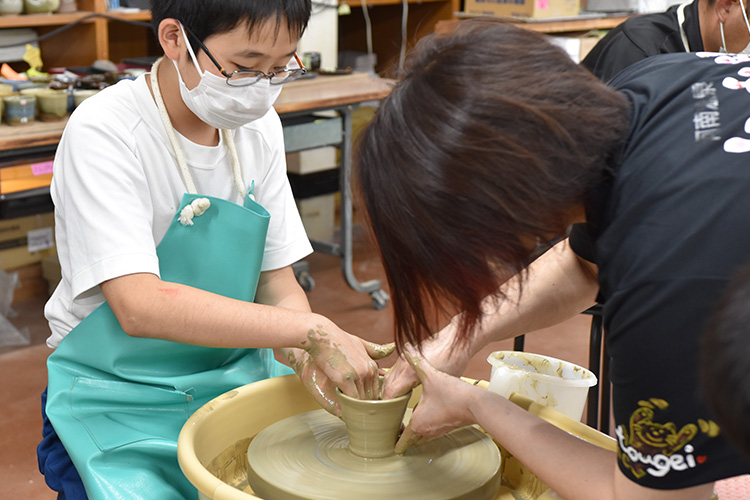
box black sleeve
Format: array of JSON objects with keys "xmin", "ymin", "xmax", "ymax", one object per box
[
  {"xmin": 581, "ymin": 30, "xmax": 651, "ymax": 83},
  {"xmin": 568, "ymin": 223, "xmax": 597, "ymax": 263}
]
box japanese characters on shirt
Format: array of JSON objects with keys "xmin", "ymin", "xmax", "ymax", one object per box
[{"xmin": 695, "ymin": 52, "xmax": 750, "ymax": 153}]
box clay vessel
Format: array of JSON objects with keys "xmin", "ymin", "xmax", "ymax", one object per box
[
  {"xmin": 0, "ymin": 0, "xmax": 23, "ymax": 15},
  {"xmin": 336, "ymin": 389, "xmax": 411, "ymax": 458}
]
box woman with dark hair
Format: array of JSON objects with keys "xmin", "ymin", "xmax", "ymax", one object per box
[{"xmin": 356, "ymin": 17, "xmax": 750, "ymax": 500}]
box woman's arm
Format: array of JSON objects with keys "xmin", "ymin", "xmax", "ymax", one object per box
[
  {"xmin": 398, "ymin": 348, "xmax": 715, "ymax": 500},
  {"xmin": 384, "ymin": 240, "xmax": 600, "ymax": 398}
]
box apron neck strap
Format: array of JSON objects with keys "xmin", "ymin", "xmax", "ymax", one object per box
[{"xmin": 149, "ymin": 57, "xmax": 246, "ymax": 197}]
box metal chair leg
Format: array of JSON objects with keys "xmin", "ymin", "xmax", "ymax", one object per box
[
  {"xmin": 584, "ymin": 304, "xmax": 608, "ymax": 430},
  {"xmin": 600, "ymin": 347, "xmax": 611, "ymax": 435}
]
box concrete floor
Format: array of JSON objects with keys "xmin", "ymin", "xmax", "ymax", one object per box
[{"xmin": 3, "ymin": 225, "xmax": 743, "ymax": 499}]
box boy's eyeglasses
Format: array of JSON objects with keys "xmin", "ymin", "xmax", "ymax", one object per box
[{"xmin": 182, "ymin": 24, "xmax": 307, "ymax": 87}]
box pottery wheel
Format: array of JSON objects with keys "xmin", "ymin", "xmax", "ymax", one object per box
[{"xmin": 247, "ymin": 409, "xmax": 502, "ymax": 500}]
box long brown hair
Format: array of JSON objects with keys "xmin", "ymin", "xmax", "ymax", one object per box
[{"xmin": 355, "ymin": 18, "xmax": 630, "ymax": 351}]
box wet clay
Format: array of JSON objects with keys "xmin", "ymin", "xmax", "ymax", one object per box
[
  {"xmin": 337, "ymin": 389, "xmax": 411, "ymax": 458},
  {"xmin": 246, "ymin": 406, "xmax": 502, "ymax": 500}
]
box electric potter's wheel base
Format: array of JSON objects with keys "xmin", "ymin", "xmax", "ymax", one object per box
[{"xmin": 247, "ymin": 409, "xmax": 502, "ymax": 500}]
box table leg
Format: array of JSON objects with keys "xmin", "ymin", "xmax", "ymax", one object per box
[{"xmin": 337, "ymin": 105, "xmax": 389, "ymax": 309}]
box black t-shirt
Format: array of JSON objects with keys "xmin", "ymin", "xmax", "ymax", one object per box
[
  {"xmin": 581, "ymin": 0, "xmax": 703, "ymax": 82},
  {"xmin": 570, "ymin": 52, "xmax": 750, "ymax": 488}
]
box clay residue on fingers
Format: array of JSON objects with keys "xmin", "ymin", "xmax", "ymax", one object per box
[{"xmin": 364, "ymin": 341, "xmax": 396, "ymax": 359}]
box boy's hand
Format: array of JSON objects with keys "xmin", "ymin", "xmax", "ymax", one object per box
[{"xmin": 285, "ymin": 324, "xmax": 394, "ymax": 415}]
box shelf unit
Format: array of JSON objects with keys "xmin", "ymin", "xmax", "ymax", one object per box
[
  {"xmin": 0, "ymin": 0, "xmax": 157, "ymax": 70},
  {"xmin": 435, "ymin": 12, "xmax": 633, "ymax": 34},
  {"xmin": 339, "ymin": 0, "xmax": 461, "ymax": 76}
]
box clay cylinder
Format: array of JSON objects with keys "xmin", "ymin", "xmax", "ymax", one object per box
[{"xmin": 337, "ymin": 390, "xmax": 411, "ymax": 459}]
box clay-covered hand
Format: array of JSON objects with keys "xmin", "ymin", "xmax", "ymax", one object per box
[
  {"xmin": 394, "ymin": 344, "xmax": 480, "ymax": 454},
  {"xmin": 383, "ymin": 321, "xmax": 473, "ymax": 399},
  {"xmin": 285, "ymin": 323, "xmax": 395, "ymax": 416}
]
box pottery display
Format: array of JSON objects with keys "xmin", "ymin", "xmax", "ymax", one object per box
[
  {"xmin": 0, "ymin": 0, "xmax": 23, "ymax": 15},
  {"xmin": 72, "ymin": 88, "xmax": 99, "ymax": 108},
  {"xmin": 24, "ymin": 0, "xmax": 59, "ymax": 14},
  {"xmin": 4, "ymin": 95, "xmax": 36, "ymax": 125},
  {"xmin": 246, "ymin": 389, "xmax": 502, "ymax": 500},
  {"xmin": 36, "ymin": 89, "xmax": 67, "ymax": 121}
]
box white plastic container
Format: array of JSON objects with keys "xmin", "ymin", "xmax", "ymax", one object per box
[{"xmin": 487, "ymin": 351, "xmax": 597, "ymax": 421}]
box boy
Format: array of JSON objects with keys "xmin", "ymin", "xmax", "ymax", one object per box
[{"xmin": 38, "ymin": 1, "xmax": 383, "ymax": 498}]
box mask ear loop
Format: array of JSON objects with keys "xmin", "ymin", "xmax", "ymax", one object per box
[
  {"xmin": 721, "ymin": 21, "xmax": 728, "ymax": 52},
  {"xmin": 178, "ymin": 22, "xmax": 205, "ymax": 77},
  {"xmin": 150, "ymin": 57, "xmax": 247, "ymax": 198},
  {"xmin": 740, "ymin": 0, "xmax": 750, "ymax": 39}
]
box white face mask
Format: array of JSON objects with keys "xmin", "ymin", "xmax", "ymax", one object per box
[
  {"xmin": 720, "ymin": 0, "xmax": 750, "ymax": 54},
  {"xmin": 172, "ymin": 23, "xmax": 282, "ymax": 130}
]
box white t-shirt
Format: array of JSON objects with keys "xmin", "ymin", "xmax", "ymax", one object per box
[{"xmin": 44, "ymin": 75, "xmax": 313, "ymax": 348}]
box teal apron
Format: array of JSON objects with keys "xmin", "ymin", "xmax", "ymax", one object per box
[{"xmin": 45, "ymin": 190, "xmax": 293, "ymax": 499}]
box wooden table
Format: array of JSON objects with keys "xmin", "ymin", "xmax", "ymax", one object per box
[
  {"xmin": 276, "ymin": 73, "xmax": 394, "ymax": 309},
  {"xmin": 0, "ymin": 73, "xmax": 395, "ymax": 307}
]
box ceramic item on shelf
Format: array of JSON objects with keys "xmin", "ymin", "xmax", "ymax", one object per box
[
  {"xmin": 0, "ymin": 0, "xmax": 23, "ymax": 15},
  {"xmin": 0, "ymin": 83, "xmax": 17, "ymax": 102},
  {"xmin": 36, "ymin": 89, "xmax": 67, "ymax": 121},
  {"xmin": 19, "ymin": 86, "xmax": 46, "ymax": 96},
  {"xmin": 4, "ymin": 95, "xmax": 36, "ymax": 125},
  {"xmin": 19, "ymin": 87, "xmax": 46, "ymax": 117},
  {"xmin": 55, "ymin": 0, "xmax": 75, "ymax": 12},
  {"xmin": 24, "ymin": 0, "xmax": 59, "ymax": 14},
  {"xmin": 72, "ymin": 88, "xmax": 99, "ymax": 108}
]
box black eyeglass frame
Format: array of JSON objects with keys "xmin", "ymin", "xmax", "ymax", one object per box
[{"xmin": 181, "ymin": 23, "xmax": 307, "ymax": 87}]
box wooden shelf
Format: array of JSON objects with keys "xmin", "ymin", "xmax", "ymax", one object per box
[
  {"xmin": 0, "ymin": 119, "xmax": 66, "ymax": 152},
  {"xmin": 339, "ymin": 0, "xmax": 460, "ymax": 76},
  {"xmin": 109, "ymin": 11, "xmax": 150, "ymax": 22},
  {"xmin": 343, "ymin": 0, "xmax": 451, "ymax": 5},
  {"xmin": 0, "ymin": 12, "xmax": 95, "ymax": 28},
  {"xmin": 0, "ymin": 10, "xmax": 149, "ymax": 29},
  {"xmin": 437, "ymin": 13, "xmax": 633, "ymax": 34}
]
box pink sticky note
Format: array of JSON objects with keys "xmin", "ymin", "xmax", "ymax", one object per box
[
  {"xmin": 31, "ymin": 161, "xmax": 54, "ymax": 176},
  {"xmin": 537, "ymin": 0, "xmax": 549, "ymax": 8}
]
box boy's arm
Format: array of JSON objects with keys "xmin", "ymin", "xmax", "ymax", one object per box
[{"xmin": 100, "ymin": 269, "xmax": 381, "ymax": 403}]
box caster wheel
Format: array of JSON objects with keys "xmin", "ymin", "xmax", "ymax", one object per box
[{"xmin": 370, "ymin": 289, "xmax": 389, "ymax": 310}]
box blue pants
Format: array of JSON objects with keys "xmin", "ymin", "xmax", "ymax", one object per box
[{"xmin": 37, "ymin": 388, "xmax": 88, "ymax": 500}]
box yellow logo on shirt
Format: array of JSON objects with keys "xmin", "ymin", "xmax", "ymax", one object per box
[{"xmin": 616, "ymin": 398, "xmax": 720, "ymax": 478}]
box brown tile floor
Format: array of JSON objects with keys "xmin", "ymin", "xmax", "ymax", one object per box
[{"xmin": 0, "ymin": 225, "xmax": 595, "ymax": 499}]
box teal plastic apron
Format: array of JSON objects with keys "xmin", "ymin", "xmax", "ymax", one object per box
[{"xmin": 45, "ymin": 191, "xmax": 293, "ymax": 500}]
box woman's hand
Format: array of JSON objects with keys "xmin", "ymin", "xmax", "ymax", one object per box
[
  {"xmin": 283, "ymin": 322, "xmax": 395, "ymax": 415},
  {"xmin": 394, "ymin": 344, "xmax": 482, "ymax": 454},
  {"xmin": 383, "ymin": 320, "xmax": 474, "ymax": 399}
]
